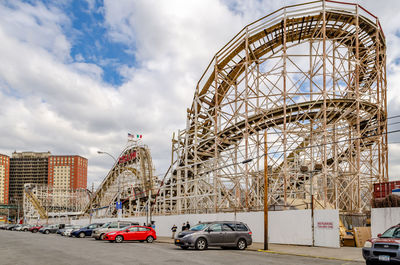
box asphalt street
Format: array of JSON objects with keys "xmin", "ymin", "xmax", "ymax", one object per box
[{"xmin": 0, "ymin": 230, "xmax": 362, "ymax": 265}]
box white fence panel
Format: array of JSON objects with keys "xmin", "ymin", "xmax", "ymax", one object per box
[
  {"xmin": 371, "ymin": 207, "xmax": 400, "ymax": 237},
  {"xmin": 314, "ymin": 209, "xmax": 339, "ymax": 248},
  {"xmin": 268, "ymin": 210, "xmax": 312, "ymax": 245},
  {"xmin": 73, "ymin": 209, "xmax": 338, "ymax": 247}
]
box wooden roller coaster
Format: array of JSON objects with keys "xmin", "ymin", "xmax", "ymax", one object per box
[{"xmin": 153, "ymin": 0, "xmax": 388, "ymax": 215}]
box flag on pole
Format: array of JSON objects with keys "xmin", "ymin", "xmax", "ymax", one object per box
[{"xmin": 128, "ymin": 133, "xmax": 142, "ymax": 140}]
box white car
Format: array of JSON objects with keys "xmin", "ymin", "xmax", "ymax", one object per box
[
  {"xmin": 62, "ymin": 225, "xmax": 82, "ymax": 237},
  {"xmin": 14, "ymin": 225, "xmax": 23, "ymax": 231}
]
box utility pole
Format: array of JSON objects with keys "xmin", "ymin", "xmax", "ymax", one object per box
[{"xmin": 264, "ymin": 130, "xmax": 268, "ymax": 250}]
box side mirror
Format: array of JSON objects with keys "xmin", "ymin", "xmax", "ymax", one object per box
[
  {"xmin": 125, "ymin": 229, "xmax": 129, "ymax": 232},
  {"xmin": 207, "ymin": 228, "xmax": 211, "ymax": 233},
  {"xmin": 377, "ymin": 233, "xmax": 382, "ymax": 237}
]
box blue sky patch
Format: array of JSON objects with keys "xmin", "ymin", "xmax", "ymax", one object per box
[{"xmin": 60, "ymin": 0, "xmax": 136, "ymax": 86}]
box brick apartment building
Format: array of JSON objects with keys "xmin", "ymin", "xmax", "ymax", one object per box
[
  {"xmin": 48, "ymin": 155, "xmax": 87, "ymax": 190},
  {"xmin": 0, "ymin": 151, "xmax": 87, "ymax": 207},
  {"xmin": 0, "ymin": 154, "xmax": 10, "ymax": 204}
]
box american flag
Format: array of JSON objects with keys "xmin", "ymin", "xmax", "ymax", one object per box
[{"xmin": 128, "ymin": 133, "xmax": 135, "ymax": 139}]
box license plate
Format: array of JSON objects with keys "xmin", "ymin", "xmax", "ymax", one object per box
[{"xmin": 379, "ymin": 255, "xmax": 390, "ymax": 262}]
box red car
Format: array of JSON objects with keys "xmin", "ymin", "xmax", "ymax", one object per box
[
  {"xmin": 103, "ymin": 225, "xmax": 157, "ymax": 243},
  {"xmin": 363, "ymin": 225, "xmax": 400, "ymax": 264},
  {"xmin": 29, "ymin": 225, "xmax": 43, "ymax": 233}
]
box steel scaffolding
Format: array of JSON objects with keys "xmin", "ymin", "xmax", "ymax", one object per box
[{"xmin": 154, "ymin": 0, "xmax": 387, "ymax": 215}]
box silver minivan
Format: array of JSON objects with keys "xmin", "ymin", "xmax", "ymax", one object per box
[
  {"xmin": 92, "ymin": 221, "xmax": 139, "ymax": 240},
  {"xmin": 174, "ymin": 221, "xmax": 252, "ymax": 250}
]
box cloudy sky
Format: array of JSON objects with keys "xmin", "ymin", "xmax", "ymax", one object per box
[{"xmin": 1, "ymin": 0, "xmax": 400, "ymax": 188}]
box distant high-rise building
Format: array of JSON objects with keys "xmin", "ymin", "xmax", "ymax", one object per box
[
  {"xmin": 9, "ymin": 152, "xmax": 51, "ymax": 205},
  {"xmin": 48, "ymin": 155, "xmax": 87, "ymax": 189},
  {"xmin": 6, "ymin": 151, "xmax": 88, "ymax": 207},
  {"xmin": 0, "ymin": 154, "xmax": 10, "ymax": 204},
  {"xmin": 47, "ymin": 155, "xmax": 88, "ymax": 208}
]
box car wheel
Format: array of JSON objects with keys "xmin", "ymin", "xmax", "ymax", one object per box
[
  {"xmin": 237, "ymin": 239, "xmax": 247, "ymax": 250},
  {"xmin": 44, "ymin": 230, "xmax": 50, "ymax": 234},
  {"xmin": 33, "ymin": 229, "xmax": 38, "ymax": 233},
  {"xmin": 100, "ymin": 234, "xmax": 105, "ymax": 240},
  {"xmin": 195, "ymin": 238, "xmax": 207, "ymax": 250},
  {"xmin": 146, "ymin": 236, "xmax": 154, "ymax": 243},
  {"xmin": 115, "ymin": 235, "xmax": 124, "ymax": 243},
  {"xmin": 79, "ymin": 232, "xmax": 85, "ymax": 238},
  {"xmin": 180, "ymin": 246, "xmax": 189, "ymax": 250},
  {"xmin": 95, "ymin": 237, "xmax": 100, "ymax": 240}
]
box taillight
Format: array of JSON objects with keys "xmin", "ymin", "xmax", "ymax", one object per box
[{"xmin": 248, "ymin": 232, "xmax": 252, "ymax": 235}]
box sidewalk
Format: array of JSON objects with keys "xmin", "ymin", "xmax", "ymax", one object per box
[{"xmin": 156, "ymin": 237, "xmax": 364, "ymax": 262}]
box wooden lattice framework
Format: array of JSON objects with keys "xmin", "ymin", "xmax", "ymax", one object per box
[{"xmin": 154, "ymin": 0, "xmax": 388, "ymax": 215}]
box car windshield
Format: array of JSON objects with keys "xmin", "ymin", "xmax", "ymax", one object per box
[
  {"xmin": 101, "ymin": 222, "xmax": 111, "ymax": 228},
  {"xmin": 190, "ymin": 223, "xmax": 208, "ymax": 231},
  {"xmin": 380, "ymin": 227, "xmax": 400, "ymax": 238}
]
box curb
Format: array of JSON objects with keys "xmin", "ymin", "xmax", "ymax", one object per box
[
  {"xmin": 156, "ymin": 239, "xmax": 363, "ymax": 262},
  {"xmin": 257, "ymin": 249, "xmax": 363, "ymax": 263}
]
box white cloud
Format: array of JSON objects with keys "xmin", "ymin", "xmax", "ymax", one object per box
[{"xmin": 1, "ymin": 0, "xmax": 400, "ymax": 191}]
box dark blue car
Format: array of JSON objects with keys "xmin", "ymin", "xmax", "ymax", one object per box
[{"xmin": 71, "ymin": 223, "xmax": 104, "ymax": 238}]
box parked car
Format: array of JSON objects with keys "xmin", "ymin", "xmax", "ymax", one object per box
[
  {"xmin": 92, "ymin": 221, "xmax": 139, "ymax": 240},
  {"xmin": 6, "ymin": 224, "xmax": 18, "ymax": 230},
  {"xmin": 13, "ymin": 225, "xmax": 23, "ymax": 231},
  {"xmin": 103, "ymin": 225, "xmax": 157, "ymax": 243},
  {"xmin": 63, "ymin": 225, "xmax": 82, "ymax": 237},
  {"xmin": 71, "ymin": 223, "xmax": 104, "ymax": 238},
  {"xmin": 29, "ymin": 225, "xmax": 43, "ymax": 233},
  {"xmin": 39, "ymin": 224, "xmax": 59, "ymax": 234},
  {"xmin": 363, "ymin": 224, "xmax": 400, "ymax": 264},
  {"xmin": 21, "ymin": 224, "xmax": 32, "ymax": 232},
  {"xmin": 57, "ymin": 224, "xmax": 73, "ymax": 235},
  {"xmin": 174, "ymin": 221, "xmax": 252, "ymax": 250}
]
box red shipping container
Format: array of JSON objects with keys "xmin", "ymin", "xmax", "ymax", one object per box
[{"xmin": 374, "ymin": 181, "xmax": 400, "ymax": 199}]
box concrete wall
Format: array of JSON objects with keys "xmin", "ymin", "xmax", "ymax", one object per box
[
  {"xmin": 371, "ymin": 207, "xmax": 400, "ymax": 237},
  {"xmin": 72, "ymin": 209, "xmax": 339, "ymax": 247}
]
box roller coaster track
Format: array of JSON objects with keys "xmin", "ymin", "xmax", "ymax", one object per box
[
  {"xmin": 24, "ymin": 185, "xmax": 48, "ymax": 220},
  {"xmin": 193, "ymin": 99, "xmax": 382, "ymax": 160},
  {"xmin": 82, "ymin": 145, "xmax": 155, "ymax": 216},
  {"xmin": 158, "ymin": 0, "xmax": 387, "ymax": 214},
  {"xmin": 187, "ymin": 5, "xmax": 384, "ymax": 153}
]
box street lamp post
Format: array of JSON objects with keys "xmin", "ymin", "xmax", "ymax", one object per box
[{"xmin": 97, "ymin": 150, "xmax": 122, "ymax": 220}]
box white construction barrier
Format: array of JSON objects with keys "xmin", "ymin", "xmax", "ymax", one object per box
[
  {"xmin": 314, "ymin": 209, "xmax": 340, "ymax": 248},
  {"xmin": 371, "ymin": 207, "xmax": 400, "ymax": 237},
  {"xmin": 74, "ymin": 209, "xmax": 339, "ymax": 247}
]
